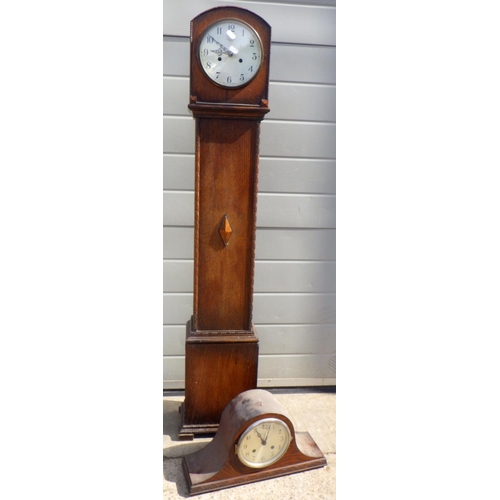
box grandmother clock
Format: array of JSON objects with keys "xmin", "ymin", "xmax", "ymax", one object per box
[{"xmin": 178, "ymin": 6, "xmax": 271, "ymax": 440}]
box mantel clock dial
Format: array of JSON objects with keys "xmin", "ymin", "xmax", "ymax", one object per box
[
  {"xmin": 236, "ymin": 417, "xmax": 292, "ymax": 468},
  {"xmin": 198, "ymin": 19, "xmax": 263, "ymax": 88}
]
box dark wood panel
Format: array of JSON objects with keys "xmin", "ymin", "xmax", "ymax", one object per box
[
  {"xmin": 182, "ymin": 336, "xmax": 259, "ymax": 431},
  {"xmin": 196, "ymin": 118, "xmax": 258, "ymax": 331}
]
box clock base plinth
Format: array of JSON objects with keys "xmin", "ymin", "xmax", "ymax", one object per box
[
  {"xmin": 179, "ymin": 319, "xmax": 259, "ymax": 440},
  {"xmin": 182, "ymin": 431, "xmax": 327, "ymax": 496},
  {"xmin": 178, "ymin": 402, "xmax": 220, "ymax": 441}
]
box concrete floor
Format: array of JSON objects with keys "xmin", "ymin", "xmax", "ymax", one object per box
[{"xmin": 163, "ymin": 388, "xmax": 336, "ymax": 499}]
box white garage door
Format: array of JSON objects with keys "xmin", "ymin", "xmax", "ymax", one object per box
[{"xmin": 163, "ymin": 0, "xmax": 336, "ymax": 389}]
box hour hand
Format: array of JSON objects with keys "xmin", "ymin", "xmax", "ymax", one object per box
[
  {"xmin": 210, "ymin": 36, "xmax": 235, "ymax": 56},
  {"xmin": 254, "ymin": 429, "xmax": 265, "ymax": 444},
  {"xmin": 210, "ymin": 48, "xmax": 226, "ymax": 57}
]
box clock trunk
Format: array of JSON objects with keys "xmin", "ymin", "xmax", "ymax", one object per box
[{"xmin": 194, "ymin": 118, "xmax": 259, "ymax": 332}]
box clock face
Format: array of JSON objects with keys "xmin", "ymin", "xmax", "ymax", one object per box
[
  {"xmin": 236, "ymin": 418, "xmax": 292, "ymax": 468},
  {"xmin": 198, "ymin": 19, "xmax": 263, "ymax": 88}
]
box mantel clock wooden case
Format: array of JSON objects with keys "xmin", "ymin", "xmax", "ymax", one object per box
[
  {"xmin": 178, "ymin": 6, "xmax": 272, "ymax": 440},
  {"xmin": 182, "ymin": 390, "xmax": 327, "ymax": 495}
]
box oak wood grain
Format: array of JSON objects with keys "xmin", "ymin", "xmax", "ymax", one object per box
[{"xmin": 179, "ymin": 320, "xmax": 259, "ymax": 439}]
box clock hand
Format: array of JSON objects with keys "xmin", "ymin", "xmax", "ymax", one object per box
[
  {"xmin": 264, "ymin": 427, "xmax": 271, "ymax": 443},
  {"xmin": 260, "ymin": 427, "xmax": 272, "ymax": 446},
  {"xmin": 209, "ymin": 35, "xmax": 237, "ymax": 57},
  {"xmin": 254, "ymin": 429, "xmax": 265, "ymax": 445},
  {"xmin": 212, "ymin": 47, "xmax": 238, "ymax": 58},
  {"xmin": 210, "ymin": 48, "xmax": 225, "ymax": 57}
]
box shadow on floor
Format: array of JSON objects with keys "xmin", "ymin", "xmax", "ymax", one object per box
[
  {"xmin": 163, "ymin": 457, "xmax": 190, "ymax": 498},
  {"xmin": 163, "ymin": 399, "xmax": 181, "ymax": 438},
  {"xmin": 163, "ymin": 399, "xmax": 212, "ymax": 457}
]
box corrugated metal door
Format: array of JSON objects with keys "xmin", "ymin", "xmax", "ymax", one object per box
[{"xmin": 163, "ymin": 0, "xmax": 336, "ymax": 389}]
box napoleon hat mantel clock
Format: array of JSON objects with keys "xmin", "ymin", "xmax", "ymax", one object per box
[
  {"xmin": 178, "ymin": 6, "xmax": 271, "ymax": 440},
  {"xmin": 182, "ymin": 389, "xmax": 327, "ymax": 495}
]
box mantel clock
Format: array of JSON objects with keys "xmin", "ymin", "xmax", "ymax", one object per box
[{"xmin": 182, "ymin": 390, "xmax": 327, "ymax": 495}]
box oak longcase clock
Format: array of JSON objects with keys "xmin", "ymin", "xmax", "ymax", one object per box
[{"xmin": 178, "ymin": 6, "xmax": 271, "ymax": 440}]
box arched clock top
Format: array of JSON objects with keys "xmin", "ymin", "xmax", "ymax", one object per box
[{"xmin": 189, "ymin": 6, "xmax": 271, "ymax": 109}]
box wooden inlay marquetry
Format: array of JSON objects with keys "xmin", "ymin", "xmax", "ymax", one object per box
[{"xmin": 218, "ymin": 214, "xmax": 233, "ymax": 247}]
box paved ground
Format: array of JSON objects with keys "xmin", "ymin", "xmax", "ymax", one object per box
[{"xmin": 163, "ymin": 388, "xmax": 336, "ymax": 499}]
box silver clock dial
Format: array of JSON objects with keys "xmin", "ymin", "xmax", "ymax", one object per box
[
  {"xmin": 236, "ymin": 418, "xmax": 292, "ymax": 468},
  {"xmin": 198, "ymin": 19, "xmax": 263, "ymax": 88}
]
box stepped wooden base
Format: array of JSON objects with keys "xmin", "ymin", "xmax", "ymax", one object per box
[
  {"xmin": 178, "ymin": 402, "xmax": 220, "ymax": 440},
  {"xmin": 178, "ymin": 319, "xmax": 259, "ymax": 440}
]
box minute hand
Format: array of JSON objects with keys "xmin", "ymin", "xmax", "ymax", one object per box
[
  {"xmin": 209, "ymin": 34, "xmax": 237, "ymax": 56},
  {"xmin": 263, "ymin": 427, "xmax": 271, "ymax": 444}
]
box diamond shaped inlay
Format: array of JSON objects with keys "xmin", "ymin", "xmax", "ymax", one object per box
[{"xmin": 218, "ymin": 214, "xmax": 233, "ymax": 247}]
